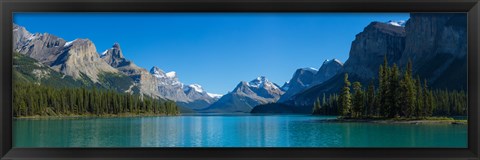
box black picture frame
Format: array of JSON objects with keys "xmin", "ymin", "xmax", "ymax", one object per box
[{"xmin": 1, "ymin": 0, "xmax": 479, "ymax": 159}]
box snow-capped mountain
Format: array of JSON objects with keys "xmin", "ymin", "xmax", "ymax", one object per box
[
  {"xmin": 148, "ymin": 66, "xmax": 222, "ymax": 109},
  {"xmin": 179, "ymin": 84, "xmax": 222, "ymax": 110},
  {"xmin": 203, "ymin": 76, "xmax": 284, "ymax": 113},
  {"xmin": 150, "ymin": 66, "xmax": 183, "ymax": 87}
]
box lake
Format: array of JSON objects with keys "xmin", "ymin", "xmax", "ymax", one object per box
[{"xmin": 13, "ymin": 114, "xmax": 467, "ymax": 147}]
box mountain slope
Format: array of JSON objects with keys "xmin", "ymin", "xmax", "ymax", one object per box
[{"xmin": 13, "ymin": 52, "xmax": 92, "ymax": 88}]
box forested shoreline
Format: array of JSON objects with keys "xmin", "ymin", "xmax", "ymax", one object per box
[
  {"xmin": 313, "ymin": 56, "xmax": 467, "ymax": 119},
  {"xmin": 13, "ymin": 82, "xmax": 180, "ymax": 118}
]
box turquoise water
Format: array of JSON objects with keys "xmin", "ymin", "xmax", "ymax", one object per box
[{"xmin": 13, "ymin": 114, "xmax": 467, "ymax": 147}]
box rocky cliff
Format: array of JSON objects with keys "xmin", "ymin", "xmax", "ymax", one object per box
[{"xmin": 268, "ymin": 13, "xmax": 467, "ymax": 113}]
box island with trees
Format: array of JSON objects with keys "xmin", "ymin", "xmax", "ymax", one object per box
[{"xmin": 312, "ymin": 56, "xmax": 467, "ymax": 124}]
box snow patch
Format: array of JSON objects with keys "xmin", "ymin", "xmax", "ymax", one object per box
[
  {"xmin": 323, "ymin": 58, "xmax": 343, "ymax": 65},
  {"xmin": 166, "ymin": 71, "xmax": 176, "ymax": 78},
  {"xmin": 387, "ymin": 20, "xmax": 406, "ymax": 27},
  {"xmin": 26, "ymin": 34, "xmax": 36, "ymax": 41},
  {"xmin": 207, "ymin": 93, "xmax": 223, "ymax": 98},
  {"xmin": 153, "ymin": 74, "xmax": 165, "ymax": 78},
  {"xmin": 302, "ymin": 67, "xmax": 318, "ymax": 72},
  {"xmin": 248, "ymin": 76, "xmax": 267, "ymax": 88},
  {"xmin": 188, "ymin": 84, "xmax": 204, "ymax": 93},
  {"xmin": 64, "ymin": 40, "xmax": 74, "ymax": 47},
  {"xmin": 101, "ymin": 50, "xmax": 109, "ymax": 55}
]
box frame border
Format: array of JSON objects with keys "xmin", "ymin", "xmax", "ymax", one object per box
[{"xmin": 1, "ymin": 0, "xmax": 479, "ymax": 159}]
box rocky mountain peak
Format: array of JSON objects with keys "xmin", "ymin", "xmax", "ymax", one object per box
[
  {"xmin": 49, "ymin": 38, "xmax": 118, "ymax": 83},
  {"xmin": 150, "ymin": 66, "xmax": 165, "ymax": 76},
  {"xmin": 248, "ymin": 76, "xmax": 267, "ymax": 87},
  {"xmin": 247, "ymin": 76, "xmax": 281, "ymax": 90},
  {"xmin": 112, "ymin": 42, "xmax": 121, "ymax": 49},
  {"xmin": 101, "ymin": 43, "xmax": 130, "ymax": 68},
  {"xmin": 365, "ymin": 21, "xmax": 406, "ymax": 37},
  {"xmin": 323, "ymin": 58, "xmax": 343, "ymax": 66}
]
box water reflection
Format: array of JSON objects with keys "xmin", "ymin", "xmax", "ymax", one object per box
[{"xmin": 13, "ymin": 115, "xmax": 467, "ymax": 147}]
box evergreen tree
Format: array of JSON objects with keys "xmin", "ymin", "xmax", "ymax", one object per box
[
  {"xmin": 352, "ymin": 82, "xmax": 364, "ymax": 118},
  {"xmin": 366, "ymin": 81, "xmax": 375, "ymax": 116},
  {"xmin": 389, "ymin": 64, "xmax": 401, "ymax": 118},
  {"xmin": 400, "ymin": 60, "xmax": 416, "ymax": 117},
  {"xmin": 339, "ymin": 73, "xmax": 352, "ymax": 117},
  {"xmin": 312, "ymin": 97, "xmax": 322, "ymax": 114}
]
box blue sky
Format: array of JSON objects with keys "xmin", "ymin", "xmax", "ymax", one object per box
[{"xmin": 14, "ymin": 13, "xmax": 410, "ymax": 94}]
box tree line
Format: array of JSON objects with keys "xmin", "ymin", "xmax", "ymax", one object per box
[
  {"xmin": 13, "ymin": 82, "xmax": 180, "ymax": 117},
  {"xmin": 313, "ymin": 56, "xmax": 467, "ymax": 118}
]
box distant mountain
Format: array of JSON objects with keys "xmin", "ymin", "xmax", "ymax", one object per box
[
  {"xmin": 312, "ymin": 59, "xmax": 343, "ymax": 85},
  {"xmin": 278, "ymin": 67, "xmax": 317, "ymax": 102},
  {"xmin": 179, "ymin": 84, "xmax": 221, "ymax": 110},
  {"xmin": 149, "ymin": 66, "xmax": 189, "ymax": 102},
  {"xmin": 278, "ymin": 59, "xmax": 343, "ymax": 102},
  {"xmin": 203, "ymin": 76, "xmax": 284, "ymax": 113}
]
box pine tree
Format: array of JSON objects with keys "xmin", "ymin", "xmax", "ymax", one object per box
[
  {"xmin": 339, "ymin": 73, "xmax": 352, "ymax": 117},
  {"xmin": 352, "ymin": 82, "xmax": 364, "ymax": 118},
  {"xmin": 313, "ymin": 97, "xmax": 322, "ymax": 114},
  {"xmin": 379, "ymin": 55, "xmax": 391, "ymax": 117},
  {"xmin": 423, "ymin": 79, "xmax": 430, "ymax": 117},
  {"xmin": 366, "ymin": 81, "xmax": 375, "ymax": 116},
  {"xmin": 400, "ymin": 60, "xmax": 416, "ymax": 117}
]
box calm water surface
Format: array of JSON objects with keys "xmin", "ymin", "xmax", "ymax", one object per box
[{"xmin": 13, "ymin": 114, "xmax": 467, "ymax": 147}]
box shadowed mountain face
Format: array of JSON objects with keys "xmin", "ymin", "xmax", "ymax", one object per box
[
  {"xmin": 278, "ymin": 59, "xmax": 343, "ymax": 103},
  {"xmin": 203, "ymin": 76, "xmax": 284, "ymax": 113},
  {"xmin": 254, "ymin": 13, "xmax": 467, "ymax": 114},
  {"xmin": 313, "ymin": 59, "xmax": 344, "ymax": 85}
]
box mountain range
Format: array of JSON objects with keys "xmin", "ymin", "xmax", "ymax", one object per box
[
  {"xmin": 12, "ymin": 13, "xmax": 466, "ymax": 114},
  {"xmin": 13, "ymin": 24, "xmax": 221, "ymax": 111}
]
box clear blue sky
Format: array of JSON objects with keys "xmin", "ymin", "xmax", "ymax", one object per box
[{"xmin": 14, "ymin": 13, "xmax": 410, "ymax": 94}]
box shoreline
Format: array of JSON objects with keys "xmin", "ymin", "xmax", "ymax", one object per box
[
  {"xmin": 320, "ymin": 118, "xmax": 467, "ymax": 125},
  {"xmin": 14, "ymin": 114, "xmax": 468, "ymax": 125},
  {"xmin": 14, "ymin": 113, "xmax": 178, "ymax": 119}
]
